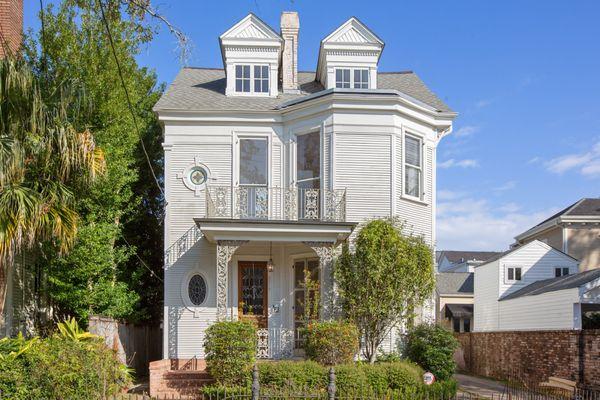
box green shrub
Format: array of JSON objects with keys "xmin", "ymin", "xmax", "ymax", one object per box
[
  {"xmin": 0, "ymin": 329, "xmax": 130, "ymax": 399},
  {"xmin": 418, "ymin": 378, "xmax": 458, "ymax": 398},
  {"xmin": 304, "ymin": 321, "xmax": 359, "ymax": 366},
  {"xmin": 204, "ymin": 320, "xmax": 257, "ymax": 386},
  {"xmin": 384, "ymin": 361, "xmax": 423, "ymax": 390},
  {"xmin": 258, "ymin": 360, "xmax": 326, "ymax": 389},
  {"xmin": 404, "ymin": 324, "xmax": 459, "ymax": 381}
]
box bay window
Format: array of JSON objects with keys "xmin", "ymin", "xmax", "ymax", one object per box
[{"xmin": 404, "ymin": 134, "xmax": 422, "ymax": 199}]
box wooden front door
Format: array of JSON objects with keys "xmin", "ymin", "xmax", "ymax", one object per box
[{"xmin": 238, "ymin": 261, "xmax": 268, "ymax": 328}]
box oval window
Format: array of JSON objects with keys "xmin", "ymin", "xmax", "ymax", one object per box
[
  {"xmin": 189, "ymin": 167, "xmax": 207, "ymax": 186},
  {"xmin": 188, "ymin": 274, "xmax": 207, "ymax": 306}
]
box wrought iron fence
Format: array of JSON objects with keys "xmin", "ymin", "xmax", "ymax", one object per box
[{"xmin": 206, "ymin": 186, "xmax": 346, "ymax": 222}]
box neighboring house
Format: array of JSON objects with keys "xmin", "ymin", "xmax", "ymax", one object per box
[
  {"xmin": 513, "ymin": 198, "xmax": 600, "ymax": 271},
  {"xmin": 154, "ymin": 12, "xmax": 455, "ymax": 364},
  {"xmin": 437, "ymin": 250, "xmax": 500, "ymax": 272},
  {"xmin": 435, "ymin": 272, "xmax": 473, "ymax": 332},
  {"xmin": 473, "ymin": 239, "xmax": 600, "ymax": 331}
]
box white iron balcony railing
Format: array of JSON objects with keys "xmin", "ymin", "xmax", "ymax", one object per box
[{"xmin": 206, "ymin": 186, "xmax": 346, "ymax": 222}]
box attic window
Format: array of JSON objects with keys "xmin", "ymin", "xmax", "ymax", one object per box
[
  {"xmin": 235, "ymin": 65, "xmax": 269, "ymax": 94},
  {"xmin": 335, "ymin": 68, "xmax": 369, "ymax": 89}
]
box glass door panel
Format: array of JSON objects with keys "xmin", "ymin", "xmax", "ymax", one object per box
[
  {"xmin": 239, "ymin": 138, "xmax": 268, "ymax": 219},
  {"xmin": 293, "ymin": 258, "xmax": 320, "ymax": 348},
  {"xmin": 238, "ymin": 261, "xmax": 268, "ymax": 328},
  {"xmin": 296, "ymin": 132, "xmax": 320, "ymax": 220}
]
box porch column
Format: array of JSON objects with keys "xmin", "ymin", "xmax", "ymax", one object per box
[
  {"xmin": 303, "ymin": 241, "xmax": 336, "ymax": 319},
  {"xmin": 216, "ymin": 240, "xmax": 247, "ymax": 321}
]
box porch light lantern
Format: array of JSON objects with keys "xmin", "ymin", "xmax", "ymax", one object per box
[{"xmin": 267, "ymin": 242, "xmax": 274, "ymax": 272}]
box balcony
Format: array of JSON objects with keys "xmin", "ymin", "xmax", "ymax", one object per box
[{"xmin": 205, "ymin": 186, "xmax": 346, "ymax": 222}]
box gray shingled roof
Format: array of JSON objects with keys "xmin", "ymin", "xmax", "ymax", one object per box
[
  {"xmin": 500, "ymin": 269, "xmax": 600, "ymax": 301},
  {"xmin": 532, "ymin": 198, "xmax": 600, "ymax": 229},
  {"xmin": 438, "ymin": 250, "xmax": 501, "ymax": 264},
  {"xmin": 436, "ymin": 272, "xmax": 474, "ymax": 295},
  {"xmin": 153, "ymin": 68, "xmax": 453, "ymax": 113}
]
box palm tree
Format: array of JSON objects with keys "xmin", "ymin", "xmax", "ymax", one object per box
[{"xmin": 0, "ymin": 55, "xmax": 104, "ymax": 311}]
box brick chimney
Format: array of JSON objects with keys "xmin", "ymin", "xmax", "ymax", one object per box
[
  {"xmin": 280, "ymin": 12, "xmax": 299, "ymax": 93},
  {"xmin": 0, "ymin": 0, "xmax": 23, "ymax": 58}
]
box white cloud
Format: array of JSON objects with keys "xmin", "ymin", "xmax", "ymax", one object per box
[
  {"xmin": 493, "ymin": 180, "xmax": 516, "ymax": 192},
  {"xmin": 545, "ymin": 141, "xmax": 600, "ymax": 177},
  {"xmin": 438, "ymin": 159, "xmax": 479, "ymax": 169},
  {"xmin": 453, "ymin": 125, "xmax": 480, "ymax": 138},
  {"xmin": 437, "ymin": 189, "xmax": 466, "ymax": 201},
  {"xmin": 527, "ymin": 156, "xmax": 541, "ymax": 164},
  {"xmin": 475, "ymin": 99, "xmax": 492, "ymax": 108},
  {"xmin": 436, "ymin": 197, "xmax": 558, "ymax": 251}
]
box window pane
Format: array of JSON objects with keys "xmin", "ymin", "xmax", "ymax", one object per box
[
  {"xmin": 240, "ymin": 139, "xmax": 268, "ymax": 185},
  {"xmin": 508, "ymin": 268, "xmax": 514, "ymax": 280},
  {"xmin": 243, "ymin": 79, "xmax": 250, "ymax": 92},
  {"xmin": 555, "ymin": 267, "xmax": 561, "ymax": 277},
  {"xmin": 336, "ymin": 69, "xmax": 351, "ymax": 88},
  {"xmin": 405, "ymin": 136, "xmax": 421, "ymax": 167},
  {"xmin": 236, "ymin": 79, "xmax": 243, "ymax": 92},
  {"xmin": 236, "ymin": 65, "xmax": 243, "ymax": 78},
  {"xmin": 354, "ymin": 69, "xmax": 369, "ymax": 89},
  {"xmin": 243, "ymin": 65, "xmax": 250, "ymax": 78},
  {"xmin": 297, "ymin": 132, "xmax": 320, "ymax": 181},
  {"xmin": 515, "ymin": 268, "xmax": 522, "ymax": 280},
  {"xmin": 563, "ymin": 268, "xmax": 569, "ymax": 276},
  {"xmin": 453, "ymin": 318, "xmax": 460, "ymax": 332},
  {"xmin": 463, "ymin": 318, "xmax": 471, "ymax": 333},
  {"xmin": 294, "ymin": 260, "xmax": 305, "ymax": 288},
  {"xmin": 261, "ymin": 79, "xmax": 269, "ymax": 92},
  {"xmin": 405, "ymin": 166, "xmax": 420, "ymax": 197}
]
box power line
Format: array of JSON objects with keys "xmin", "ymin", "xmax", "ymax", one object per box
[
  {"xmin": 96, "ymin": 0, "xmax": 165, "ymax": 199},
  {"xmin": 120, "ymin": 234, "xmax": 163, "ymax": 282}
]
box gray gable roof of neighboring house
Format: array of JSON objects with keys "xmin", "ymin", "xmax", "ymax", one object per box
[
  {"xmin": 516, "ymin": 198, "xmax": 600, "ymax": 240},
  {"xmin": 500, "ymin": 269, "xmax": 600, "ymax": 301},
  {"xmin": 436, "ymin": 272, "xmax": 474, "ymax": 295},
  {"xmin": 438, "ymin": 250, "xmax": 501, "ymax": 264},
  {"xmin": 153, "ymin": 68, "xmax": 453, "ymax": 113}
]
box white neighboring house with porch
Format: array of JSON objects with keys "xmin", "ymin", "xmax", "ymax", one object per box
[
  {"xmin": 154, "ymin": 12, "xmax": 455, "ymax": 362},
  {"xmin": 474, "ymin": 239, "xmax": 600, "ymax": 332}
]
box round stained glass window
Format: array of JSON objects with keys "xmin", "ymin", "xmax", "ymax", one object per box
[
  {"xmin": 188, "ymin": 274, "xmax": 207, "ymax": 306},
  {"xmin": 189, "ymin": 167, "xmax": 207, "ymax": 186}
]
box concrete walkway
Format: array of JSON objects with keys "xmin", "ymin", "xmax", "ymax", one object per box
[{"xmin": 455, "ymin": 373, "xmax": 507, "ymax": 399}]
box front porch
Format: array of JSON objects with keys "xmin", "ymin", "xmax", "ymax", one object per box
[{"xmin": 197, "ymin": 218, "xmax": 356, "ymax": 360}]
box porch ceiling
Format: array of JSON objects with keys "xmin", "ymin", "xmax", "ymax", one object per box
[{"xmin": 194, "ymin": 218, "xmax": 356, "ymax": 244}]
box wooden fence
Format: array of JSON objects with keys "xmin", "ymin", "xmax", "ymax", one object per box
[{"xmin": 89, "ymin": 315, "xmax": 162, "ymax": 377}]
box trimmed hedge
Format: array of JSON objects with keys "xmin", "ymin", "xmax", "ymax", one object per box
[
  {"xmin": 204, "ymin": 320, "xmax": 257, "ymax": 386},
  {"xmin": 200, "ymin": 361, "xmax": 458, "ymax": 398},
  {"xmin": 304, "ymin": 321, "xmax": 359, "ymax": 365}
]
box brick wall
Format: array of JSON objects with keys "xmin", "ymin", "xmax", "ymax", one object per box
[
  {"xmin": 455, "ymin": 330, "xmax": 600, "ymax": 389},
  {"xmin": 0, "ymin": 0, "xmax": 23, "ymax": 57}
]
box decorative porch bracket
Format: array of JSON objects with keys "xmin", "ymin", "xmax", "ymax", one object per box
[
  {"xmin": 303, "ymin": 241, "xmax": 337, "ymax": 319},
  {"xmin": 216, "ymin": 240, "xmax": 248, "ymax": 321}
]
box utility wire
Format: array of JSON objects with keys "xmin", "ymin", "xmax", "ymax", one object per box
[
  {"xmin": 121, "ymin": 234, "xmax": 163, "ymax": 282},
  {"xmin": 97, "ymin": 0, "xmax": 165, "ymax": 198}
]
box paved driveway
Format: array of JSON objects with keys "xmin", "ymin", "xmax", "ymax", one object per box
[{"xmin": 455, "ymin": 373, "xmax": 506, "ymax": 399}]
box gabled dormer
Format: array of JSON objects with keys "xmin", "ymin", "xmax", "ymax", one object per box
[
  {"xmin": 316, "ymin": 17, "xmax": 384, "ymax": 90},
  {"xmin": 220, "ymin": 14, "xmax": 282, "ymax": 97}
]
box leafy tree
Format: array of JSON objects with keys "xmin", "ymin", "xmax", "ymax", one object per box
[
  {"xmin": 0, "ymin": 55, "xmax": 104, "ymax": 316},
  {"xmin": 25, "ymin": 1, "xmax": 164, "ymax": 323},
  {"xmin": 335, "ymin": 218, "xmax": 435, "ymax": 362}
]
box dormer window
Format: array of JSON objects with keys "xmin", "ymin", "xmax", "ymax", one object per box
[
  {"xmin": 234, "ymin": 65, "xmax": 270, "ymax": 94},
  {"xmin": 254, "ymin": 65, "xmax": 269, "ymax": 93},
  {"xmin": 335, "ymin": 68, "xmax": 370, "ymax": 89},
  {"xmin": 354, "ymin": 69, "xmax": 369, "ymax": 89},
  {"xmin": 235, "ymin": 65, "xmax": 251, "ymax": 92}
]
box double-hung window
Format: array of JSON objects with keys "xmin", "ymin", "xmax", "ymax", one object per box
[
  {"xmin": 335, "ymin": 69, "xmax": 351, "ymax": 88},
  {"xmin": 335, "ymin": 68, "xmax": 370, "ymax": 89},
  {"xmin": 404, "ymin": 135, "xmax": 422, "ymax": 199},
  {"xmin": 555, "ymin": 267, "xmax": 570, "ymax": 277},
  {"xmin": 235, "ymin": 65, "xmax": 269, "ymax": 94},
  {"xmin": 254, "ymin": 65, "xmax": 269, "ymax": 93},
  {"xmin": 506, "ymin": 266, "xmax": 522, "ymax": 282}
]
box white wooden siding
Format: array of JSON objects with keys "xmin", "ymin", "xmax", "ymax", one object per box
[
  {"xmin": 473, "ymin": 260, "xmax": 500, "ymax": 332},
  {"xmin": 499, "ymin": 241, "xmax": 578, "ymax": 298},
  {"xmin": 498, "ymin": 288, "xmax": 579, "ymax": 330},
  {"xmin": 336, "ymin": 133, "xmax": 391, "ymax": 221}
]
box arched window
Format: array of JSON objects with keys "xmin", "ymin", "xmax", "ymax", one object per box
[{"xmin": 187, "ymin": 274, "xmax": 207, "ymax": 306}]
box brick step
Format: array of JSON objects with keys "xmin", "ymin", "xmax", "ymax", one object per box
[{"xmin": 165, "ymin": 370, "xmax": 213, "ymax": 380}]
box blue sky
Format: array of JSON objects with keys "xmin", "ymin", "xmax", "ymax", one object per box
[{"xmin": 25, "ymin": 1, "xmax": 600, "ymax": 251}]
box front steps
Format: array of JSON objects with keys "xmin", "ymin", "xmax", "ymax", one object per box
[{"xmin": 150, "ymin": 359, "xmax": 214, "ymax": 399}]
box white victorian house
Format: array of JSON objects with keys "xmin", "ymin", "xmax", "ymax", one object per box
[{"xmin": 154, "ymin": 12, "xmax": 456, "ymax": 364}]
